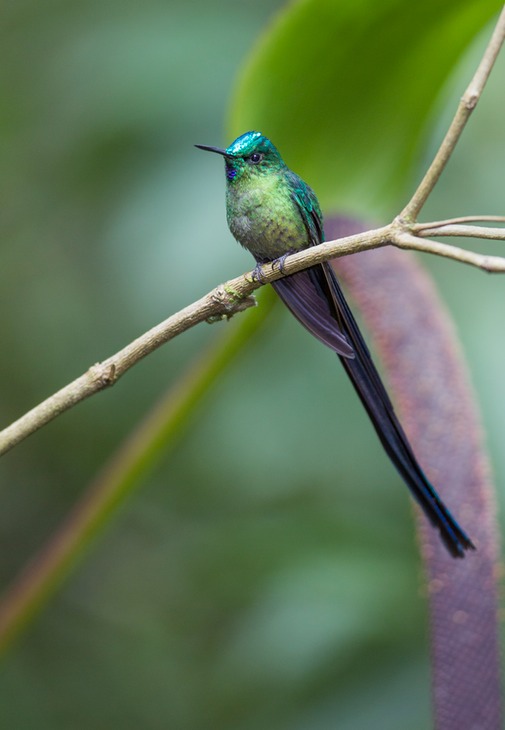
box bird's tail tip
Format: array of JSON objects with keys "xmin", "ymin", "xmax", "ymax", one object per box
[{"xmin": 438, "ymin": 520, "xmax": 475, "ymax": 558}]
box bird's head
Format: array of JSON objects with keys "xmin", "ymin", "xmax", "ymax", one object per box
[{"xmin": 196, "ymin": 131, "xmax": 285, "ymax": 183}]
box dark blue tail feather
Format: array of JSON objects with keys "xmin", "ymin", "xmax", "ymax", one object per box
[{"xmin": 271, "ymin": 262, "xmax": 475, "ymax": 558}]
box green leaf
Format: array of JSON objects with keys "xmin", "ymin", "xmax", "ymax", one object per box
[{"xmin": 229, "ymin": 0, "xmax": 502, "ymax": 215}]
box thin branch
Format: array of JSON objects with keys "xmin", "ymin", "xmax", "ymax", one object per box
[
  {"xmin": 0, "ymin": 226, "xmax": 392, "ymax": 457},
  {"xmin": 1, "ymin": 219, "xmax": 505, "ymax": 458},
  {"xmin": 416, "ymin": 215, "xmax": 505, "ymax": 229},
  {"xmin": 416, "ymin": 224, "xmax": 505, "ymax": 240},
  {"xmin": 2, "ymin": 214, "xmax": 505, "ymax": 458},
  {"xmin": 392, "ymin": 231, "xmax": 505, "ymax": 272},
  {"xmin": 0, "ymin": 286, "xmax": 255, "ymax": 456},
  {"xmin": 400, "ymin": 5, "xmax": 505, "ymax": 221}
]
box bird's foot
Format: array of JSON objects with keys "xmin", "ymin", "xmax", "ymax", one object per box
[
  {"xmin": 249, "ymin": 262, "xmax": 267, "ymax": 283},
  {"xmin": 248, "ymin": 253, "xmax": 292, "ymax": 284},
  {"xmin": 271, "ymin": 252, "xmax": 292, "ymax": 275}
]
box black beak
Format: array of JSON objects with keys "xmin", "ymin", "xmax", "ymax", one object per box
[{"xmin": 195, "ymin": 144, "xmax": 232, "ymax": 158}]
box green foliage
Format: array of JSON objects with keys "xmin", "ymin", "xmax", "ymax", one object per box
[{"xmin": 230, "ymin": 0, "xmax": 502, "ymax": 214}]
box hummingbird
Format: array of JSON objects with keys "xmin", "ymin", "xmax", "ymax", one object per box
[{"xmin": 196, "ymin": 130, "xmax": 474, "ymax": 558}]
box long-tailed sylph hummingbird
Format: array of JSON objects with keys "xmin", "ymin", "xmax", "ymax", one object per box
[{"xmin": 196, "ymin": 130, "xmax": 474, "ymax": 558}]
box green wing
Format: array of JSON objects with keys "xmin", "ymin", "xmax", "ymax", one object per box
[{"xmin": 287, "ymin": 170, "xmax": 324, "ymax": 246}]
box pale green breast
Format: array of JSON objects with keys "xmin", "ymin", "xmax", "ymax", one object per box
[{"xmin": 226, "ymin": 172, "xmax": 309, "ymax": 261}]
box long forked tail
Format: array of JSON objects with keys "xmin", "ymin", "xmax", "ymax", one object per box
[{"xmin": 271, "ymin": 262, "xmax": 475, "ymax": 558}]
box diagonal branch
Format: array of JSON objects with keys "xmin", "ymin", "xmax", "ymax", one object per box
[
  {"xmin": 2, "ymin": 217, "xmax": 505, "ymax": 457},
  {"xmin": 400, "ymin": 4, "xmax": 505, "ymax": 222},
  {"xmin": 0, "ymin": 225, "xmax": 390, "ymax": 457}
]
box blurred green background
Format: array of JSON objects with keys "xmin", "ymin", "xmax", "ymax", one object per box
[{"xmin": 0, "ymin": 1, "xmax": 504, "ymax": 728}]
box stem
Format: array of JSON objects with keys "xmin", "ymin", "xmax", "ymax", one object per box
[
  {"xmin": 3, "ymin": 214, "xmax": 505, "ymax": 457},
  {"xmin": 0, "ymin": 225, "xmax": 391, "ymax": 456},
  {"xmin": 416, "ymin": 224, "xmax": 505, "ymax": 240},
  {"xmin": 416, "ymin": 214, "xmax": 505, "ymax": 228},
  {"xmin": 393, "ymin": 231, "xmax": 505, "ymax": 272},
  {"xmin": 400, "ymin": 5, "xmax": 505, "ymax": 222}
]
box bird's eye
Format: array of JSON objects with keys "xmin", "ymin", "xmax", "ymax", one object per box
[{"xmin": 249, "ymin": 152, "xmax": 263, "ymax": 164}]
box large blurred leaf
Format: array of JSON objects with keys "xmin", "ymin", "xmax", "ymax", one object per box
[{"xmin": 229, "ymin": 0, "xmax": 501, "ymax": 215}]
